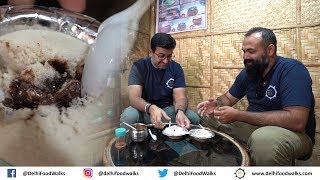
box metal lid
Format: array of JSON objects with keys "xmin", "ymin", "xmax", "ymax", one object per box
[{"xmin": 0, "ymin": 5, "xmax": 100, "ymax": 44}]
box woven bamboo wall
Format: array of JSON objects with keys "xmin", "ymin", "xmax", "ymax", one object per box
[{"xmin": 147, "ymin": 0, "xmax": 320, "ymax": 164}]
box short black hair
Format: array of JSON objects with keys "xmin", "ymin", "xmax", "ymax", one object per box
[
  {"xmin": 150, "ymin": 33, "xmax": 176, "ymax": 52},
  {"xmin": 245, "ymin": 27, "xmax": 277, "ymax": 52}
]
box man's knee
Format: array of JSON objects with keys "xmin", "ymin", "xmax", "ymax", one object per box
[
  {"xmin": 185, "ymin": 109, "xmax": 201, "ymax": 124},
  {"xmin": 120, "ymin": 106, "xmax": 140, "ymax": 124},
  {"xmin": 200, "ymin": 116, "xmax": 220, "ymax": 129},
  {"xmin": 248, "ymin": 126, "xmax": 293, "ymax": 166}
]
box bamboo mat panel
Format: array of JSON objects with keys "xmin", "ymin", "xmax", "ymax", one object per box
[
  {"xmin": 309, "ymin": 67, "xmax": 320, "ymax": 133},
  {"xmin": 309, "ymin": 68, "xmax": 320, "ymax": 110},
  {"xmin": 186, "ymin": 69, "xmax": 249, "ymax": 110},
  {"xmin": 274, "ymin": 29, "xmax": 299, "ymax": 60},
  {"xmin": 301, "ymin": 0, "xmax": 320, "ymax": 25},
  {"xmin": 212, "ymin": 33, "xmax": 244, "ymax": 67},
  {"xmin": 300, "ymin": 26, "xmax": 320, "ymax": 64},
  {"xmin": 175, "ymin": 37, "xmax": 212, "ymax": 86},
  {"xmin": 212, "ymin": 69, "xmax": 241, "ymax": 94},
  {"xmin": 186, "ymin": 87, "xmax": 211, "ymax": 111},
  {"xmin": 210, "ymin": 0, "xmax": 297, "ymax": 34},
  {"xmin": 212, "ymin": 69, "xmax": 249, "ymax": 110}
]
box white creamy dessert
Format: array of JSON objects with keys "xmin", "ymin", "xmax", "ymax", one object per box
[
  {"xmin": 0, "ymin": 28, "xmax": 113, "ymax": 165},
  {"xmin": 162, "ymin": 125, "xmax": 189, "ymax": 137},
  {"xmin": 189, "ymin": 129, "xmax": 215, "ymax": 139}
]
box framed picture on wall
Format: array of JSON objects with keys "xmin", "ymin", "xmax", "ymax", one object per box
[{"xmin": 156, "ymin": 0, "xmax": 207, "ymax": 34}]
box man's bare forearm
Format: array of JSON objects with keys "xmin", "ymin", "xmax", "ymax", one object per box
[
  {"xmin": 129, "ymin": 96, "xmax": 149, "ymax": 113},
  {"xmin": 174, "ymin": 98, "xmax": 188, "ymax": 111},
  {"xmin": 236, "ymin": 107, "xmax": 308, "ymax": 132},
  {"xmin": 216, "ymin": 94, "xmax": 232, "ymax": 106}
]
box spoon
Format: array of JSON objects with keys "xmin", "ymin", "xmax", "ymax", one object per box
[
  {"xmin": 199, "ymin": 124, "xmax": 206, "ymax": 130},
  {"xmin": 122, "ymin": 122, "xmax": 136, "ymax": 130},
  {"xmin": 148, "ymin": 129, "xmax": 157, "ymax": 141}
]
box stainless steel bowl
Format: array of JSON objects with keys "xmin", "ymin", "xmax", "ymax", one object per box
[
  {"xmin": 129, "ymin": 123, "xmax": 148, "ymax": 142},
  {"xmin": 0, "ymin": 5, "xmax": 100, "ymax": 43},
  {"xmin": 189, "ymin": 128, "xmax": 215, "ymax": 142}
]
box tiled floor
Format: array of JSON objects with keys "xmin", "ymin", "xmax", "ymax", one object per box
[
  {"xmin": 0, "ymin": 160, "xmax": 11, "ymax": 166},
  {"xmin": 296, "ymin": 146, "xmax": 320, "ymax": 166}
]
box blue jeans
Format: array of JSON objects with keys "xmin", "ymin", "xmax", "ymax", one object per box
[{"xmin": 120, "ymin": 105, "xmax": 201, "ymax": 126}]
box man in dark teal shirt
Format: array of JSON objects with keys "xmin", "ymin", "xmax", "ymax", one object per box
[
  {"xmin": 121, "ymin": 33, "xmax": 200, "ymax": 129},
  {"xmin": 197, "ymin": 27, "xmax": 315, "ymax": 166}
]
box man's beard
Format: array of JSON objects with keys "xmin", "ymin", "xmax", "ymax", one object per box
[{"xmin": 244, "ymin": 54, "xmax": 269, "ymax": 81}]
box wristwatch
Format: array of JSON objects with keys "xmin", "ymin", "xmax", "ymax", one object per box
[{"xmin": 175, "ymin": 108, "xmax": 185, "ymax": 116}]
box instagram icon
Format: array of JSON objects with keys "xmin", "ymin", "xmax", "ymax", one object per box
[{"xmin": 83, "ymin": 168, "xmax": 93, "ymax": 178}]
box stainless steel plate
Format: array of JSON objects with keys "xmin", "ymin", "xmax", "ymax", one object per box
[
  {"xmin": 162, "ymin": 125, "xmax": 189, "ymax": 139},
  {"xmin": 189, "ymin": 128, "xmax": 215, "ymax": 141}
]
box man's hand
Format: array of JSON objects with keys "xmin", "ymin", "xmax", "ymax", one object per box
[
  {"xmin": 197, "ymin": 98, "xmax": 221, "ymax": 117},
  {"xmin": 149, "ymin": 105, "xmax": 171, "ymax": 129},
  {"xmin": 175, "ymin": 110, "xmax": 191, "ymax": 128},
  {"xmin": 213, "ymin": 106, "xmax": 238, "ymax": 124}
]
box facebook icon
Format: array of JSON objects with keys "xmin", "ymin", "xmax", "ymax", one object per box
[{"xmin": 7, "ymin": 169, "xmax": 16, "ymax": 178}]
